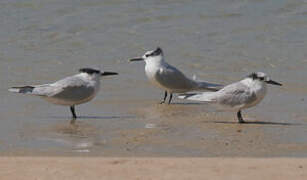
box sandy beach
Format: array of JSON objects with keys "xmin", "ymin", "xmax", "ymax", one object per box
[{"xmin": 1, "ymin": 157, "xmax": 306, "ymax": 179}]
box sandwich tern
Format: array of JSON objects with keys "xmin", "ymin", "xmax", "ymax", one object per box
[
  {"xmin": 178, "ymin": 72, "xmax": 282, "ymax": 123},
  {"xmin": 129, "ymin": 47, "xmax": 223, "ymax": 104},
  {"xmin": 9, "ymin": 68, "xmax": 118, "ymax": 124}
]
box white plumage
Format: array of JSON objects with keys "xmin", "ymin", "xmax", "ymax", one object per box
[
  {"xmin": 9, "ymin": 68, "xmax": 118, "ymax": 124},
  {"xmin": 178, "ymin": 72, "xmax": 282, "ymax": 123},
  {"xmin": 130, "ymin": 47, "xmax": 223, "ymax": 104}
]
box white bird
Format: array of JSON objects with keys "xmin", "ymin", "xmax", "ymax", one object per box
[
  {"xmin": 129, "ymin": 47, "xmax": 223, "ymax": 104},
  {"xmin": 178, "ymin": 72, "xmax": 282, "ymax": 123},
  {"xmin": 9, "ymin": 68, "xmax": 118, "ymax": 124}
]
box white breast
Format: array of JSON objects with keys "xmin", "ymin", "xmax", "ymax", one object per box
[{"xmin": 145, "ymin": 62, "xmax": 166, "ymax": 90}]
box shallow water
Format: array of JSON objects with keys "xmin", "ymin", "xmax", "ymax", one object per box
[{"xmin": 0, "ymin": 0, "xmax": 307, "ymax": 157}]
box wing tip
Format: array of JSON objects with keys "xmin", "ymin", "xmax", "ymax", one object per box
[{"xmin": 8, "ymin": 86, "xmax": 35, "ymax": 94}]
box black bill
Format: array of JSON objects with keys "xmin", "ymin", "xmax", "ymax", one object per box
[
  {"xmin": 101, "ymin": 71, "xmax": 118, "ymax": 76},
  {"xmin": 266, "ymin": 80, "xmax": 282, "ymax": 86},
  {"xmin": 129, "ymin": 57, "xmax": 144, "ymax": 62}
]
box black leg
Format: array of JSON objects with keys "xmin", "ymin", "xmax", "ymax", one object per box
[
  {"xmin": 70, "ymin": 106, "xmax": 77, "ymax": 124},
  {"xmin": 237, "ymin": 110, "xmax": 245, "ymax": 123},
  {"xmin": 168, "ymin": 93, "xmax": 173, "ymax": 104},
  {"xmin": 160, "ymin": 91, "xmax": 168, "ymax": 104}
]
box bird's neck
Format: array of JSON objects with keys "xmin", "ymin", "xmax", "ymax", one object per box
[{"xmin": 145, "ymin": 56, "xmax": 165, "ymax": 67}]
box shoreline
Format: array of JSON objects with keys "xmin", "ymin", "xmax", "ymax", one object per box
[{"xmin": 1, "ymin": 157, "xmax": 306, "ymax": 179}]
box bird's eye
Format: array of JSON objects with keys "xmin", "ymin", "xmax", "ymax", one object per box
[
  {"xmin": 259, "ymin": 77, "xmax": 265, "ymax": 81},
  {"xmin": 145, "ymin": 54, "xmax": 150, "ymax": 57}
]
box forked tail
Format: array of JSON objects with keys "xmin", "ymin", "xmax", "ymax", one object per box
[
  {"xmin": 191, "ymin": 75, "xmax": 223, "ymax": 91},
  {"xmin": 195, "ymin": 81, "xmax": 223, "ymax": 91}
]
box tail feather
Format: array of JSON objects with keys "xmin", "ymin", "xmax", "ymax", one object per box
[
  {"xmin": 9, "ymin": 86, "xmax": 35, "ymax": 94},
  {"xmin": 190, "ymin": 75, "xmax": 223, "ymax": 91},
  {"xmin": 195, "ymin": 81, "xmax": 223, "ymax": 91},
  {"xmin": 178, "ymin": 92, "xmax": 216, "ymax": 102}
]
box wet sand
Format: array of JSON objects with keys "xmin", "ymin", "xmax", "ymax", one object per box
[
  {"xmin": 1, "ymin": 157, "xmax": 307, "ymax": 179},
  {"xmin": 1, "ymin": 100, "xmax": 307, "ymax": 157}
]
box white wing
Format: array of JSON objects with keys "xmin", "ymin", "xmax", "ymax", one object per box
[
  {"xmin": 179, "ymin": 81, "xmax": 256, "ymax": 109},
  {"xmin": 9, "ymin": 74, "xmax": 92, "ymax": 97},
  {"xmin": 154, "ymin": 63, "xmax": 197, "ymax": 91}
]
